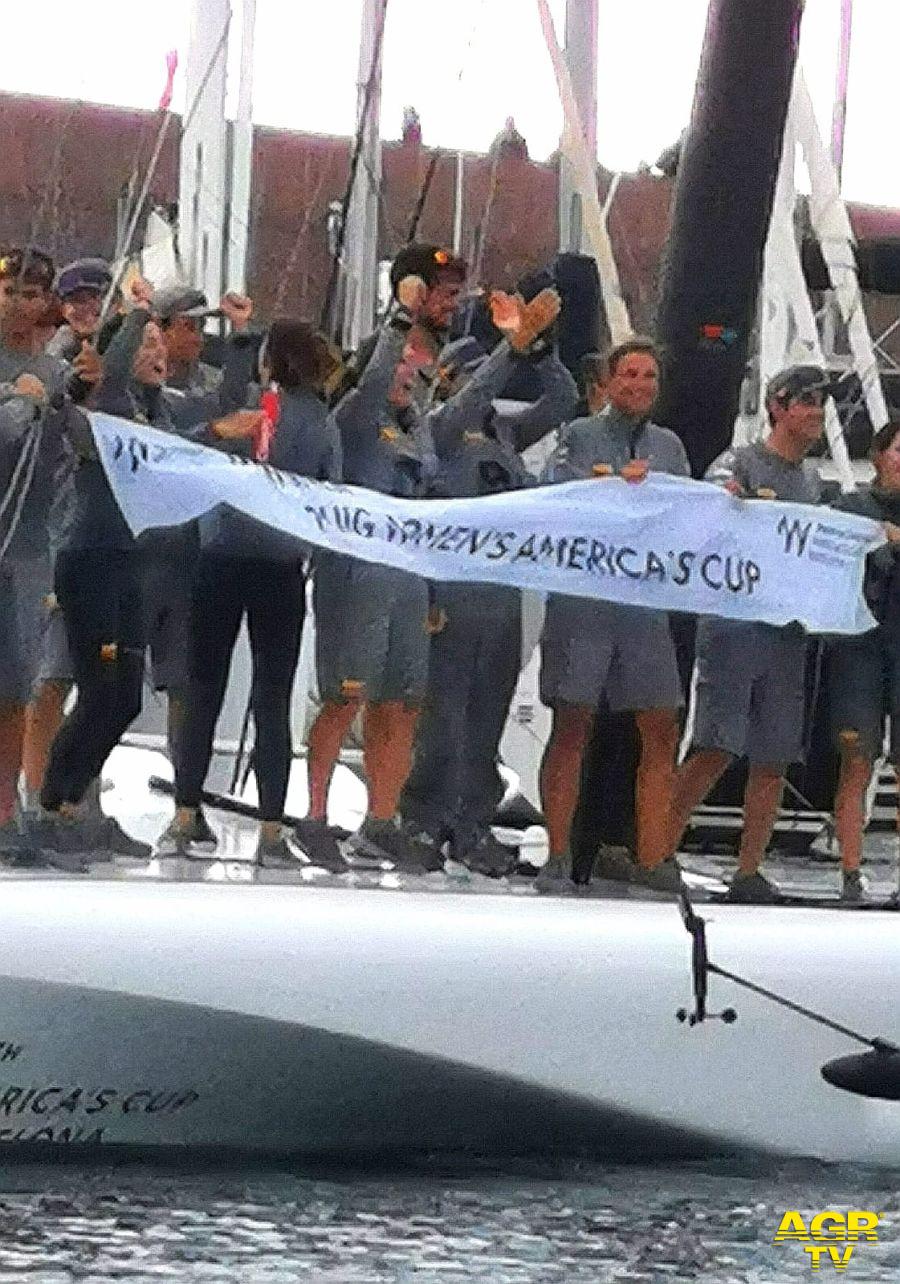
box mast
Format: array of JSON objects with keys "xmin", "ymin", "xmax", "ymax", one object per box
[
  {"xmin": 341, "ymin": 0, "xmax": 386, "ymax": 351},
  {"xmin": 226, "ymin": 0, "xmax": 257, "ymax": 293},
  {"xmin": 653, "ymin": 0, "xmax": 805, "ymax": 476},
  {"xmin": 558, "ymin": 0, "xmax": 598, "ymax": 255},
  {"xmin": 178, "ymin": 0, "xmax": 230, "ymax": 303},
  {"xmin": 830, "ymin": 0, "xmax": 854, "ymax": 184}
]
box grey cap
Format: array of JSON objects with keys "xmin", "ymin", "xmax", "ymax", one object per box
[
  {"xmin": 153, "ymin": 284, "xmax": 214, "ymax": 322},
  {"xmin": 55, "ymin": 257, "xmax": 112, "ymax": 298},
  {"xmin": 765, "ymin": 364, "xmax": 835, "ymax": 405}
]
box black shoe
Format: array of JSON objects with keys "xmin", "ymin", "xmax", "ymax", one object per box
[
  {"xmin": 455, "ymin": 831, "xmax": 517, "ymax": 878},
  {"xmin": 728, "ymin": 870, "xmax": 782, "ymax": 904},
  {"xmin": 22, "ymin": 813, "xmax": 91, "ymax": 874},
  {"xmin": 348, "ymin": 817, "xmax": 444, "ymax": 874},
  {"xmin": 594, "ymin": 844, "xmax": 639, "ymax": 884},
  {"xmin": 255, "ymin": 833, "xmax": 308, "ymax": 871},
  {"xmin": 90, "ymin": 815, "xmax": 152, "ymax": 860},
  {"xmin": 0, "ymin": 814, "xmax": 49, "ymax": 867},
  {"xmin": 535, "ymin": 853, "xmax": 574, "ymax": 893},
  {"xmin": 630, "ymin": 857, "xmax": 684, "ymax": 896},
  {"xmin": 841, "ymin": 869, "xmax": 869, "ymax": 904},
  {"xmin": 153, "ymin": 812, "xmax": 217, "ymax": 859},
  {"xmin": 292, "ymin": 818, "xmax": 348, "ymax": 873}
]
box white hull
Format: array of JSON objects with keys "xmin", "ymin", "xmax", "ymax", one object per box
[{"xmin": 0, "ymin": 877, "xmax": 897, "ymax": 1165}]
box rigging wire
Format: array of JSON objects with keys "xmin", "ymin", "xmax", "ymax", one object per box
[{"xmin": 320, "ymin": 0, "xmax": 390, "ymax": 336}]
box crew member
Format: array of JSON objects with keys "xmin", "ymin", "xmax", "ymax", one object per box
[
  {"xmin": 294, "ymin": 244, "xmax": 466, "ymax": 873},
  {"xmin": 537, "ymin": 338, "xmax": 689, "ymax": 893},
  {"xmin": 157, "ymin": 319, "xmax": 342, "ymax": 867},
  {"xmin": 399, "ymin": 288, "xmax": 577, "ymax": 874},
  {"xmin": 667, "ymin": 365, "xmax": 827, "ymax": 903},
  {"xmin": 827, "ymin": 421, "xmax": 900, "ymax": 903}
]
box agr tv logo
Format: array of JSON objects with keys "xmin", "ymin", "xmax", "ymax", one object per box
[{"xmin": 774, "ymin": 1210, "xmax": 880, "ymax": 1270}]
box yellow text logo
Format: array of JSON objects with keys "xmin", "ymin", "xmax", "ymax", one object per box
[{"xmin": 774, "ymin": 1210, "xmax": 880, "ymax": 1271}]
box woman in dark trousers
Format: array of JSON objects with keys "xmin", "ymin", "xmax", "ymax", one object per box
[
  {"xmin": 35, "ymin": 291, "xmax": 262, "ymax": 867},
  {"xmin": 158, "ymin": 320, "xmax": 341, "ymax": 866}
]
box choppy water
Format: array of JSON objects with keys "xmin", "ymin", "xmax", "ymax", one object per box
[{"xmin": 0, "ymin": 1155, "xmax": 897, "ymax": 1283}]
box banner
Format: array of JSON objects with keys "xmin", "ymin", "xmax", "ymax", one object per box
[{"xmin": 92, "ymin": 414, "xmax": 883, "ymax": 634}]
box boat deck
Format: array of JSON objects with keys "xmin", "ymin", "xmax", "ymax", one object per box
[{"xmin": 3, "ymin": 745, "xmax": 898, "ymax": 907}]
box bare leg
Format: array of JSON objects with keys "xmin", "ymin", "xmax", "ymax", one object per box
[
  {"xmin": 634, "ymin": 708, "xmax": 680, "ymax": 869},
  {"xmin": 0, "ymin": 702, "xmax": 26, "ymax": 823},
  {"xmin": 668, "ymin": 748, "xmax": 732, "ymax": 857},
  {"xmin": 307, "ymin": 700, "xmax": 358, "ymax": 820},
  {"xmin": 738, "ymin": 764, "xmax": 785, "ymax": 876},
  {"xmin": 22, "ymin": 681, "xmax": 68, "ymax": 797},
  {"xmin": 363, "ymin": 701, "xmax": 420, "ymax": 820},
  {"xmin": 538, "ymin": 704, "xmax": 595, "ymax": 858},
  {"xmin": 833, "ymin": 731, "xmax": 872, "ymax": 875}
]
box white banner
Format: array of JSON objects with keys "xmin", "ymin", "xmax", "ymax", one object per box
[{"xmin": 92, "ymin": 414, "xmax": 883, "ymax": 634}]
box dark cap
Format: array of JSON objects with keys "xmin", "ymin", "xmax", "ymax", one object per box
[
  {"xmin": 153, "ymin": 284, "xmax": 214, "ymax": 322},
  {"xmin": 0, "ymin": 247, "xmax": 55, "ymax": 290},
  {"xmin": 389, "ymin": 243, "xmax": 467, "ymax": 295},
  {"xmin": 55, "ymin": 257, "xmax": 113, "ymax": 299},
  {"xmin": 765, "ymin": 364, "xmax": 835, "ymax": 405}
]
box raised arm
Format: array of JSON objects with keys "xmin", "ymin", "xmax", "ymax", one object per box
[{"xmin": 491, "ymin": 353, "xmax": 578, "ymax": 454}]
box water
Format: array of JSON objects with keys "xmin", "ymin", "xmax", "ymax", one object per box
[{"xmin": 0, "ymin": 1154, "xmax": 897, "ymax": 1282}]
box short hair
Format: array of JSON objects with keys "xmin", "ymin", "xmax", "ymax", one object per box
[
  {"xmin": 0, "ymin": 246, "xmax": 55, "ymax": 291},
  {"xmin": 579, "ymin": 351, "xmax": 607, "ymax": 391},
  {"xmin": 265, "ymin": 318, "xmax": 339, "ymax": 393},
  {"xmin": 606, "ymin": 336, "xmax": 659, "ymax": 376},
  {"xmin": 871, "ymin": 421, "xmax": 900, "ymax": 459},
  {"xmin": 389, "ymin": 243, "xmax": 467, "ymax": 297}
]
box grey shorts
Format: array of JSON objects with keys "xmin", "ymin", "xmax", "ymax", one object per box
[
  {"xmin": 313, "ymin": 553, "xmax": 430, "ymax": 705},
  {"xmin": 690, "ymin": 618, "xmax": 807, "ymax": 766},
  {"xmin": 36, "ymin": 604, "xmax": 73, "ymax": 688},
  {"xmin": 539, "ymin": 595, "xmax": 683, "ymax": 711},
  {"xmin": 144, "ymin": 554, "xmax": 195, "ymax": 691},
  {"xmin": 827, "ymin": 629, "xmax": 900, "ymax": 761},
  {"xmin": 0, "ymin": 558, "xmax": 54, "ymax": 704}
]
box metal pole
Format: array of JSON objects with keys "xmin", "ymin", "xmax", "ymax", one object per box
[
  {"xmin": 452, "ymin": 151, "xmax": 464, "ymax": 254},
  {"xmin": 830, "ymin": 0, "xmax": 854, "ymax": 184},
  {"xmin": 342, "ymin": 0, "xmax": 386, "ymax": 351},
  {"xmin": 178, "ymin": 0, "xmax": 230, "ymax": 302},
  {"xmin": 226, "ymin": 0, "xmax": 256, "ymax": 293},
  {"xmin": 558, "ymin": 0, "xmax": 598, "ymax": 254}
]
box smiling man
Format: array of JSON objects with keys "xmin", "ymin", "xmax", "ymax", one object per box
[{"xmin": 536, "ymin": 337, "xmax": 690, "ymax": 893}]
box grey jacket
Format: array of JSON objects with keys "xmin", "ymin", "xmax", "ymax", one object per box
[
  {"xmin": 542, "ymin": 405, "xmax": 690, "ymax": 482},
  {"xmin": 430, "ymin": 348, "xmax": 577, "ymax": 497}
]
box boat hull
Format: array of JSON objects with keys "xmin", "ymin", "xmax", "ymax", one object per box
[{"xmin": 0, "ymin": 879, "xmax": 896, "ymax": 1164}]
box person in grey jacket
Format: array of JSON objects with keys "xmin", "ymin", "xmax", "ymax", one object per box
[
  {"xmin": 536, "ymin": 337, "xmax": 690, "ymax": 894},
  {"xmin": 667, "ymin": 365, "xmax": 827, "ymax": 904},
  {"xmin": 398, "ymin": 290, "xmax": 577, "ymax": 874},
  {"xmin": 0, "ymin": 246, "xmax": 79, "ymax": 849},
  {"xmin": 157, "ymin": 319, "xmax": 341, "ymax": 868},
  {"xmin": 295, "ymin": 246, "xmax": 467, "ymax": 874},
  {"xmin": 29, "ymin": 281, "xmax": 263, "ymax": 866}
]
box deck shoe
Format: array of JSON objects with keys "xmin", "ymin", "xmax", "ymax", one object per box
[
  {"xmin": 535, "ymin": 853, "xmax": 574, "ymax": 893},
  {"xmin": 455, "ymin": 831, "xmax": 517, "ymax": 877},
  {"xmin": 728, "ymin": 870, "xmax": 783, "ymax": 904},
  {"xmin": 594, "ymin": 844, "xmax": 639, "ymax": 884},
  {"xmin": 841, "ymin": 868, "xmax": 869, "ymax": 904},
  {"xmin": 292, "ymin": 818, "xmax": 348, "ymax": 872}
]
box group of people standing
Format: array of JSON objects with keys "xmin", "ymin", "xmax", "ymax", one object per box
[{"xmin": 1, "ymin": 239, "xmax": 898, "ymax": 903}]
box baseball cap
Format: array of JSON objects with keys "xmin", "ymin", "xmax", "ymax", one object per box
[
  {"xmin": 55, "ymin": 257, "xmax": 113, "ymax": 299},
  {"xmin": 153, "ymin": 284, "xmax": 215, "ymax": 323},
  {"xmin": 765, "ymin": 365, "xmax": 837, "ymax": 405}
]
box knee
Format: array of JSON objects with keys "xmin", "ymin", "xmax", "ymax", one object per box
[
  {"xmin": 637, "ymin": 710, "xmax": 680, "ymax": 760},
  {"xmin": 549, "ymin": 705, "xmax": 593, "ymax": 754}
]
